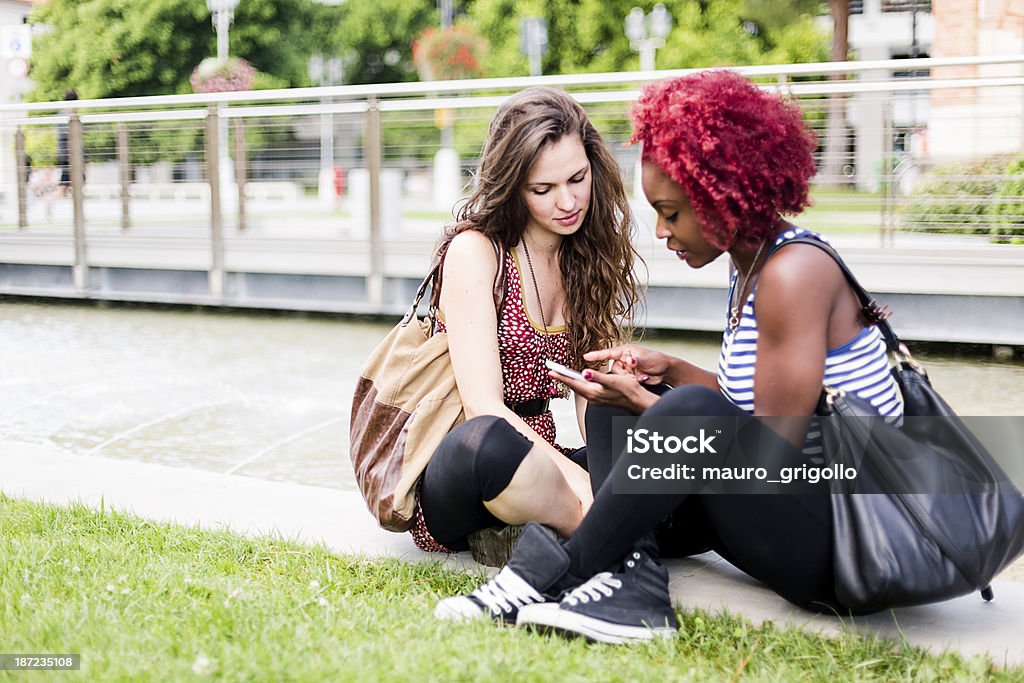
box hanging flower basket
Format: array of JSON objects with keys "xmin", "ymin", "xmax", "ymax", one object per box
[
  {"xmin": 190, "ymin": 56, "xmax": 256, "ymax": 93},
  {"xmin": 413, "ymin": 26, "xmax": 487, "ymax": 81}
]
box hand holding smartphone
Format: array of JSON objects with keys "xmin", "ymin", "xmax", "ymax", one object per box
[{"xmin": 544, "ymin": 359, "xmax": 587, "ymax": 382}]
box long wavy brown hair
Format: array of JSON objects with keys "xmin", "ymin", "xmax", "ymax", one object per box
[{"xmin": 438, "ymin": 87, "xmax": 643, "ymax": 367}]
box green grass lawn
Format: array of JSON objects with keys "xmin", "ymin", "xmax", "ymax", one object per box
[{"xmin": 1, "ymin": 494, "xmax": 1017, "ymax": 682}]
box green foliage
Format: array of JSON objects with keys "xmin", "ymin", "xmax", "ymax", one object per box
[
  {"xmin": 330, "ymin": 0, "xmax": 436, "ymax": 85},
  {"xmin": 467, "ymin": 0, "xmax": 828, "ymax": 78},
  {"xmin": 26, "ymin": 0, "xmax": 342, "ymax": 169},
  {"xmin": 23, "ymin": 127, "xmax": 58, "ymax": 167},
  {"xmin": 992, "ymin": 158, "xmax": 1024, "ymax": 243},
  {"xmin": 758, "ymin": 16, "xmax": 831, "ymax": 64},
  {"xmin": 23, "ymin": 0, "xmax": 830, "ymax": 171},
  {"xmin": 902, "ymin": 156, "xmax": 1024, "ymax": 243},
  {"xmin": 741, "ymin": 0, "xmax": 822, "ymax": 34},
  {"xmin": 27, "ymin": 0, "xmax": 331, "ymax": 101}
]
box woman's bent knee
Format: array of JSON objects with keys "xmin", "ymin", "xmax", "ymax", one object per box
[{"xmin": 454, "ymin": 417, "xmax": 534, "ymax": 502}]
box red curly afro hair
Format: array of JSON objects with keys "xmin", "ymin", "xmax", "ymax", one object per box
[{"xmin": 631, "ymin": 70, "xmax": 817, "ymax": 250}]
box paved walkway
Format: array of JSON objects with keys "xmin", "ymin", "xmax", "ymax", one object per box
[{"xmin": 3, "ymin": 439, "xmax": 1024, "ymax": 667}]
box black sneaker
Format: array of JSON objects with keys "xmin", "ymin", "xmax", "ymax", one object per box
[
  {"xmin": 434, "ymin": 523, "xmax": 572, "ymax": 625},
  {"xmin": 516, "ymin": 549, "xmax": 679, "ymax": 644},
  {"xmin": 467, "ymin": 524, "xmax": 557, "ymax": 568}
]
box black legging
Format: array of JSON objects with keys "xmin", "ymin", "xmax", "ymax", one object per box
[
  {"xmin": 419, "ymin": 415, "xmax": 586, "ymax": 550},
  {"xmin": 573, "ymin": 385, "xmax": 840, "ymax": 611}
]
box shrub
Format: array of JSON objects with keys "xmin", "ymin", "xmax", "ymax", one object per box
[
  {"xmin": 902, "ymin": 155, "xmax": 1024, "ymax": 243},
  {"xmin": 991, "ymin": 158, "xmax": 1024, "ymax": 243}
]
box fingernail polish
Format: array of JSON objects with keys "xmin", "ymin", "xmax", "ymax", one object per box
[{"xmin": 583, "ymin": 370, "xmax": 593, "ymax": 380}]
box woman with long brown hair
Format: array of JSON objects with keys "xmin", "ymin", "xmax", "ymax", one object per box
[{"xmin": 407, "ymin": 86, "xmax": 642, "ymax": 559}]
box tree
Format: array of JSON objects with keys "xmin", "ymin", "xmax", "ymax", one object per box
[
  {"xmin": 820, "ymin": 0, "xmax": 851, "ymax": 186},
  {"xmin": 27, "ymin": 0, "xmax": 330, "ymax": 101},
  {"xmin": 330, "ymin": 0, "xmax": 436, "ymax": 85},
  {"xmin": 467, "ymin": 0, "xmax": 827, "ymax": 77},
  {"xmin": 25, "ymin": 0, "xmax": 340, "ymax": 166}
]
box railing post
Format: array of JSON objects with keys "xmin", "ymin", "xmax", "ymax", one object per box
[
  {"xmin": 366, "ymin": 96, "xmax": 383, "ymax": 308},
  {"xmin": 234, "ymin": 117, "xmax": 246, "ymax": 231},
  {"xmin": 69, "ymin": 111, "xmax": 88, "ymax": 292},
  {"xmin": 881, "ymin": 100, "xmax": 895, "ymax": 248},
  {"xmin": 206, "ymin": 104, "xmax": 224, "ymax": 299},
  {"xmin": 117, "ymin": 123, "xmax": 131, "ymax": 231},
  {"xmin": 14, "ymin": 127, "xmax": 27, "ymax": 231}
]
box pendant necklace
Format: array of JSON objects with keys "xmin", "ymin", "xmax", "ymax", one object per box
[
  {"xmin": 521, "ymin": 238, "xmax": 558, "ymax": 397},
  {"xmin": 728, "ymin": 239, "xmax": 768, "ymax": 331}
]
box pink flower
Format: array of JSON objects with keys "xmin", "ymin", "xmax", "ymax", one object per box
[{"xmin": 190, "ymin": 57, "xmax": 256, "ymax": 93}]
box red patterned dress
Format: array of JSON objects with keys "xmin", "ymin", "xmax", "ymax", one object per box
[{"xmin": 410, "ymin": 248, "xmax": 573, "ymax": 553}]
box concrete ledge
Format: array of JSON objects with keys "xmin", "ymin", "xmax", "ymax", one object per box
[
  {"xmin": 2, "ymin": 269, "xmax": 1023, "ymax": 346},
  {"xmin": 2, "ymin": 229, "xmax": 1023, "ymax": 344},
  {"xmin": 2, "ymin": 439, "xmax": 1023, "ymax": 665}
]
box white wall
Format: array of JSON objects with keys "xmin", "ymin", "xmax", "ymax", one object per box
[{"xmin": 929, "ymin": 21, "xmax": 1024, "ymax": 160}]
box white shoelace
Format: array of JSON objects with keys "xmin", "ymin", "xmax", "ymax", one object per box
[
  {"xmin": 471, "ymin": 567, "xmax": 542, "ymax": 615},
  {"xmin": 563, "ymin": 572, "xmax": 622, "ymax": 606}
]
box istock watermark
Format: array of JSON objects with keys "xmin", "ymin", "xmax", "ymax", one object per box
[
  {"xmin": 625, "ymin": 427, "xmax": 719, "ymax": 454},
  {"xmin": 610, "ymin": 415, "xmax": 1024, "ymax": 495}
]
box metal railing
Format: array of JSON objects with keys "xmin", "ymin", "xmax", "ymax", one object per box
[{"xmin": 2, "ymin": 54, "xmax": 1023, "ymax": 307}]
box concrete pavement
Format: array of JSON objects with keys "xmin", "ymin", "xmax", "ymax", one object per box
[{"xmin": 3, "ymin": 439, "xmax": 1024, "ymax": 667}]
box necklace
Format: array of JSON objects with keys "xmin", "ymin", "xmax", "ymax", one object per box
[
  {"xmin": 728, "ymin": 239, "xmax": 768, "ymax": 331},
  {"xmin": 521, "ymin": 238, "xmax": 557, "ymax": 396}
]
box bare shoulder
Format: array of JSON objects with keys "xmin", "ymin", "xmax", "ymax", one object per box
[
  {"xmin": 758, "ymin": 241, "xmax": 846, "ymax": 320},
  {"xmin": 446, "ymin": 230, "xmax": 496, "ymax": 260},
  {"xmin": 760, "ymin": 241, "xmax": 845, "ymax": 297},
  {"xmin": 442, "ymin": 230, "xmax": 499, "ymax": 281}
]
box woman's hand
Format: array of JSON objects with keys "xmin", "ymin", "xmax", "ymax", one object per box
[
  {"xmin": 550, "ymin": 368, "xmax": 659, "ymax": 413},
  {"xmin": 583, "ymin": 344, "xmax": 678, "ymax": 385}
]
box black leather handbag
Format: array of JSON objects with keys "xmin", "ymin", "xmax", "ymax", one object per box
[{"xmin": 786, "ymin": 237, "xmax": 1024, "ymax": 612}]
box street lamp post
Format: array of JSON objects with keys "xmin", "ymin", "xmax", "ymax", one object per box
[
  {"xmin": 207, "ymin": 0, "xmax": 239, "ymax": 209},
  {"xmin": 437, "ymin": 0, "xmax": 455, "ymax": 149},
  {"xmin": 519, "ymin": 17, "xmax": 548, "ymax": 77},
  {"xmin": 309, "ymin": 55, "xmax": 344, "ymax": 209},
  {"xmin": 209, "ymin": 0, "xmax": 238, "ymax": 64},
  {"xmin": 432, "ymin": 0, "xmax": 460, "ymax": 210},
  {"xmin": 625, "ymin": 4, "xmax": 672, "ymax": 72},
  {"xmin": 439, "ymin": 0, "xmax": 453, "ymax": 29}
]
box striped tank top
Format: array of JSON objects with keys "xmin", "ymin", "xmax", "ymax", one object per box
[{"xmin": 716, "ymin": 228, "xmax": 903, "ymax": 457}]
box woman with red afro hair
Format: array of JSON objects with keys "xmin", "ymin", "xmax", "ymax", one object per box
[{"xmin": 436, "ymin": 72, "xmax": 904, "ymax": 643}]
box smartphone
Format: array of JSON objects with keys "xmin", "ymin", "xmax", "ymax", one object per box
[{"xmin": 544, "ymin": 359, "xmax": 587, "ymax": 382}]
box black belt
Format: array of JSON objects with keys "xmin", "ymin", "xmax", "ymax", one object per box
[{"xmin": 508, "ymin": 397, "xmax": 550, "ymax": 418}]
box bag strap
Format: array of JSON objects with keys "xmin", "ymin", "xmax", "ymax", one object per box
[
  {"xmin": 401, "ymin": 235, "xmax": 507, "ymax": 325},
  {"xmin": 401, "ymin": 263, "xmax": 442, "ymax": 325},
  {"xmin": 775, "ymin": 236, "xmax": 901, "ymax": 353}
]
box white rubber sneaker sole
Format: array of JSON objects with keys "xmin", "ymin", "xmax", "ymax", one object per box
[
  {"xmin": 517, "ymin": 603, "xmax": 677, "ymax": 645},
  {"xmin": 434, "ymin": 596, "xmax": 491, "ymax": 623}
]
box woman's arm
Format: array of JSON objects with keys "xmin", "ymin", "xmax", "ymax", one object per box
[
  {"xmin": 574, "ymin": 391, "xmax": 588, "ymax": 442},
  {"xmin": 753, "ymin": 244, "xmax": 853, "ymax": 444},
  {"xmin": 440, "ymin": 230, "xmax": 593, "ymax": 511}
]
